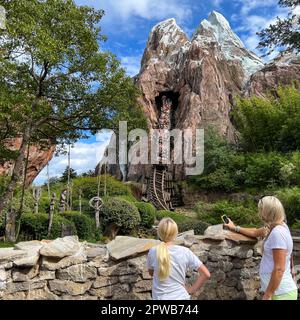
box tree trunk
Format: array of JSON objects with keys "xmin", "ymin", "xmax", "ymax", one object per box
[
  {"xmin": 0, "ymin": 126, "xmax": 31, "ymax": 217},
  {"xmin": 5, "ymin": 208, "xmax": 16, "ymax": 242},
  {"xmin": 104, "ymin": 223, "xmax": 119, "ymax": 239}
]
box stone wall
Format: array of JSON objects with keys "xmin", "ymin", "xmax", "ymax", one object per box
[{"xmin": 0, "ymin": 231, "xmax": 299, "ymax": 300}]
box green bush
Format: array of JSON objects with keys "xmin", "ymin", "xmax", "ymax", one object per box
[
  {"xmin": 72, "ymin": 198, "xmax": 93, "ymax": 215},
  {"xmin": 114, "ymin": 195, "xmax": 137, "ymax": 203},
  {"xmin": 232, "ymin": 85, "xmax": 300, "ymax": 152},
  {"xmin": 100, "ymin": 197, "xmax": 141, "ymax": 238},
  {"xmin": 244, "ymin": 152, "xmax": 285, "ymax": 188},
  {"xmin": 275, "ymin": 188, "xmax": 300, "ymax": 225},
  {"xmin": 19, "ymin": 213, "xmax": 76, "ymax": 240},
  {"xmin": 135, "ymin": 202, "xmax": 156, "ymax": 228},
  {"xmin": 61, "ymin": 211, "xmax": 96, "ymax": 241},
  {"xmin": 156, "ymin": 210, "xmax": 191, "ymax": 224},
  {"xmin": 292, "ymin": 219, "xmax": 300, "ymax": 229},
  {"xmin": 72, "ymin": 175, "xmax": 134, "ymax": 200},
  {"xmin": 195, "ymin": 200, "xmax": 260, "ymax": 227},
  {"xmin": 289, "ymin": 152, "xmax": 300, "ymax": 185},
  {"xmin": 177, "ymin": 220, "xmax": 210, "ymax": 235}
]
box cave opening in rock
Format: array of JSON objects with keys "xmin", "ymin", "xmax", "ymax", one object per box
[{"xmin": 155, "ymin": 91, "xmax": 179, "ymax": 130}]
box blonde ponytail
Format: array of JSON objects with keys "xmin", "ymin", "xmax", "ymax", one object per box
[
  {"xmin": 157, "ymin": 242, "xmax": 171, "ymax": 280},
  {"xmin": 156, "ymin": 218, "xmax": 178, "ymax": 280}
]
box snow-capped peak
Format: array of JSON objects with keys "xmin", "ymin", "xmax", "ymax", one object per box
[
  {"xmin": 193, "ymin": 11, "xmax": 244, "ymax": 49},
  {"xmin": 151, "ymin": 18, "xmax": 177, "ymax": 33},
  {"xmin": 192, "ymin": 11, "xmax": 264, "ymax": 80},
  {"xmin": 148, "ymin": 17, "xmax": 189, "ymax": 48}
]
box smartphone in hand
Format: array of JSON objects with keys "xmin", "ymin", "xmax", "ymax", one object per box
[{"xmin": 221, "ymin": 215, "xmax": 230, "ymax": 224}]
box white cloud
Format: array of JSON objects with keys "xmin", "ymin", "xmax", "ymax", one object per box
[
  {"xmin": 236, "ymin": 0, "xmax": 278, "ymax": 16},
  {"xmin": 211, "ymin": 0, "xmax": 223, "ymax": 8},
  {"xmin": 34, "ymin": 133, "xmax": 111, "ymax": 185},
  {"xmin": 120, "ymin": 55, "xmax": 142, "ymax": 77},
  {"xmin": 76, "ymin": 0, "xmax": 192, "ymax": 24},
  {"xmin": 293, "ymin": 5, "xmax": 300, "ymax": 15},
  {"xmin": 233, "ymin": 1, "xmax": 290, "ymax": 59}
]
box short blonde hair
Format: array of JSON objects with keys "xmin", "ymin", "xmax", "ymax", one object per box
[
  {"xmin": 156, "ymin": 218, "xmax": 178, "ymax": 280},
  {"xmin": 258, "ymin": 196, "xmax": 286, "ymax": 227}
]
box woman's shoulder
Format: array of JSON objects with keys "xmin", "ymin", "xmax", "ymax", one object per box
[
  {"xmin": 170, "ymin": 245, "xmax": 191, "ymax": 254},
  {"xmin": 148, "ymin": 245, "xmax": 158, "ymax": 255},
  {"xmin": 269, "ymin": 223, "xmax": 291, "ymax": 238}
]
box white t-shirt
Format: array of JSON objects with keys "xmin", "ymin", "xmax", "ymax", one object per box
[
  {"xmin": 147, "ymin": 244, "xmax": 202, "ymax": 300},
  {"xmin": 259, "ymin": 223, "xmax": 297, "ymax": 295}
]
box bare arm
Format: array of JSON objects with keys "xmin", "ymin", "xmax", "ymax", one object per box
[
  {"xmin": 262, "ymin": 249, "xmax": 286, "ymax": 300},
  {"xmin": 224, "ymin": 218, "xmax": 266, "ymax": 238},
  {"xmin": 186, "ymin": 264, "xmax": 211, "ymax": 295}
]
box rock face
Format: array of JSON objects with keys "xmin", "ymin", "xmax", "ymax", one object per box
[
  {"xmin": 136, "ymin": 11, "xmax": 263, "ymax": 136},
  {"xmin": 245, "ymin": 53, "xmax": 300, "ymax": 97},
  {"xmin": 126, "ymin": 11, "xmax": 264, "ymax": 181},
  {"xmin": 0, "ymin": 138, "xmax": 55, "ymax": 186}
]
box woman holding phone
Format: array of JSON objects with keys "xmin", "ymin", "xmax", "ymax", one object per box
[
  {"xmin": 224, "ymin": 196, "xmax": 298, "ymax": 300},
  {"xmin": 147, "ymin": 217, "xmax": 211, "ymax": 300}
]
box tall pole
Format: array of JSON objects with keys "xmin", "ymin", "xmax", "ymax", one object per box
[
  {"xmin": 67, "ymin": 144, "xmax": 71, "ymax": 211},
  {"xmin": 46, "ymin": 163, "xmax": 50, "ymax": 200}
]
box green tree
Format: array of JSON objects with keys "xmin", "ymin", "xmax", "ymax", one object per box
[
  {"xmin": 60, "ymin": 166, "xmax": 77, "ymax": 183},
  {"xmin": 232, "ymin": 85, "xmax": 300, "ymax": 152},
  {"xmin": 0, "ymin": 0, "xmax": 145, "ymax": 223},
  {"xmin": 258, "ymin": 0, "xmax": 300, "ymax": 55}
]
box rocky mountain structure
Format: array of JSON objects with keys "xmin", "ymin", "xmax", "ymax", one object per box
[
  {"xmin": 0, "ymin": 139, "xmax": 55, "ymax": 187},
  {"xmin": 126, "ymin": 11, "xmax": 265, "ymax": 187},
  {"xmin": 135, "ymin": 11, "xmax": 264, "ymax": 141},
  {"xmin": 98, "ymin": 11, "xmax": 299, "ymax": 209},
  {"xmin": 246, "ymin": 53, "xmax": 300, "ymax": 96}
]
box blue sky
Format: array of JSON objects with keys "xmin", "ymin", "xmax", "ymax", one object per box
[{"xmin": 34, "ymin": 0, "xmax": 292, "ymax": 185}]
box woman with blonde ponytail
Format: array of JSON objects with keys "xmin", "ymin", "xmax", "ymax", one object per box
[
  {"xmin": 147, "ymin": 218, "xmax": 210, "ymax": 300},
  {"xmin": 224, "ymin": 196, "xmax": 297, "ymax": 300}
]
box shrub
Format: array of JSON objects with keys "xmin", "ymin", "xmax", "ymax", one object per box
[
  {"xmin": 114, "ymin": 195, "xmax": 137, "ymax": 203},
  {"xmin": 72, "ymin": 175, "xmax": 134, "ymax": 200},
  {"xmin": 156, "ymin": 210, "xmax": 191, "ymax": 224},
  {"xmin": 61, "ymin": 211, "xmax": 96, "ymax": 241},
  {"xmin": 177, "ymin": 220, "xmax": 210, "ymax": 235},
  {"xmin": 290, "ymin": 151, "xmax": 300, "ymax": 185},
  {"xmin": 135, "ymin": 202, "xmax": 156, "ymax": 228},
  {"xmin": 100, "ymin": 197, "xmax": 141, "ymax": 238},
  {"xmin": 275, "ymin": 188, "xmax": 300, "ymax": 225},
  {"xmin": 232, "ymin": 85, "xmax": 300, "ymax": 152},
  {"xmin": 292, "ymin": 219, "xmax": 300, "ymax": 229},
  {"xmin": 195, "ymin": 200, "xmax": 260, "ymax": 227},
  {"xmin": 72, "ymin": 198, "xmax": 93, "ymax": 215},
  {"xmin": 19, "ymin": 213, "xmax": 76, "ymax": 240},
  {"xmin": 244, "ymin": 152, "xmax": 285, "ymax": 188}
]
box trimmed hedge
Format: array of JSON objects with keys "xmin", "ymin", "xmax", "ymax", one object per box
[
  {"xmin": 100, "ymin": 197, "xmax": 141, "ymax": 235},
  {"xmin": 19, "ymin": 213, "xmax": 76, "ymax": 240},
  {"xmin": 135, "ymin": 202, "xmax": 156, "ymax": 228},
  {"xmin": 61, "ymin": 211, "xmax": 96, "ymax": 241}
]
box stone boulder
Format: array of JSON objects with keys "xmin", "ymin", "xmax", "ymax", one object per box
[
  {"xmin": 40, "ymin": 236, "xmax": 81, "ymax": 258},
  {"xmin": 107, "ymin": 236, "xmax": 160, "ymax": 261}
]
